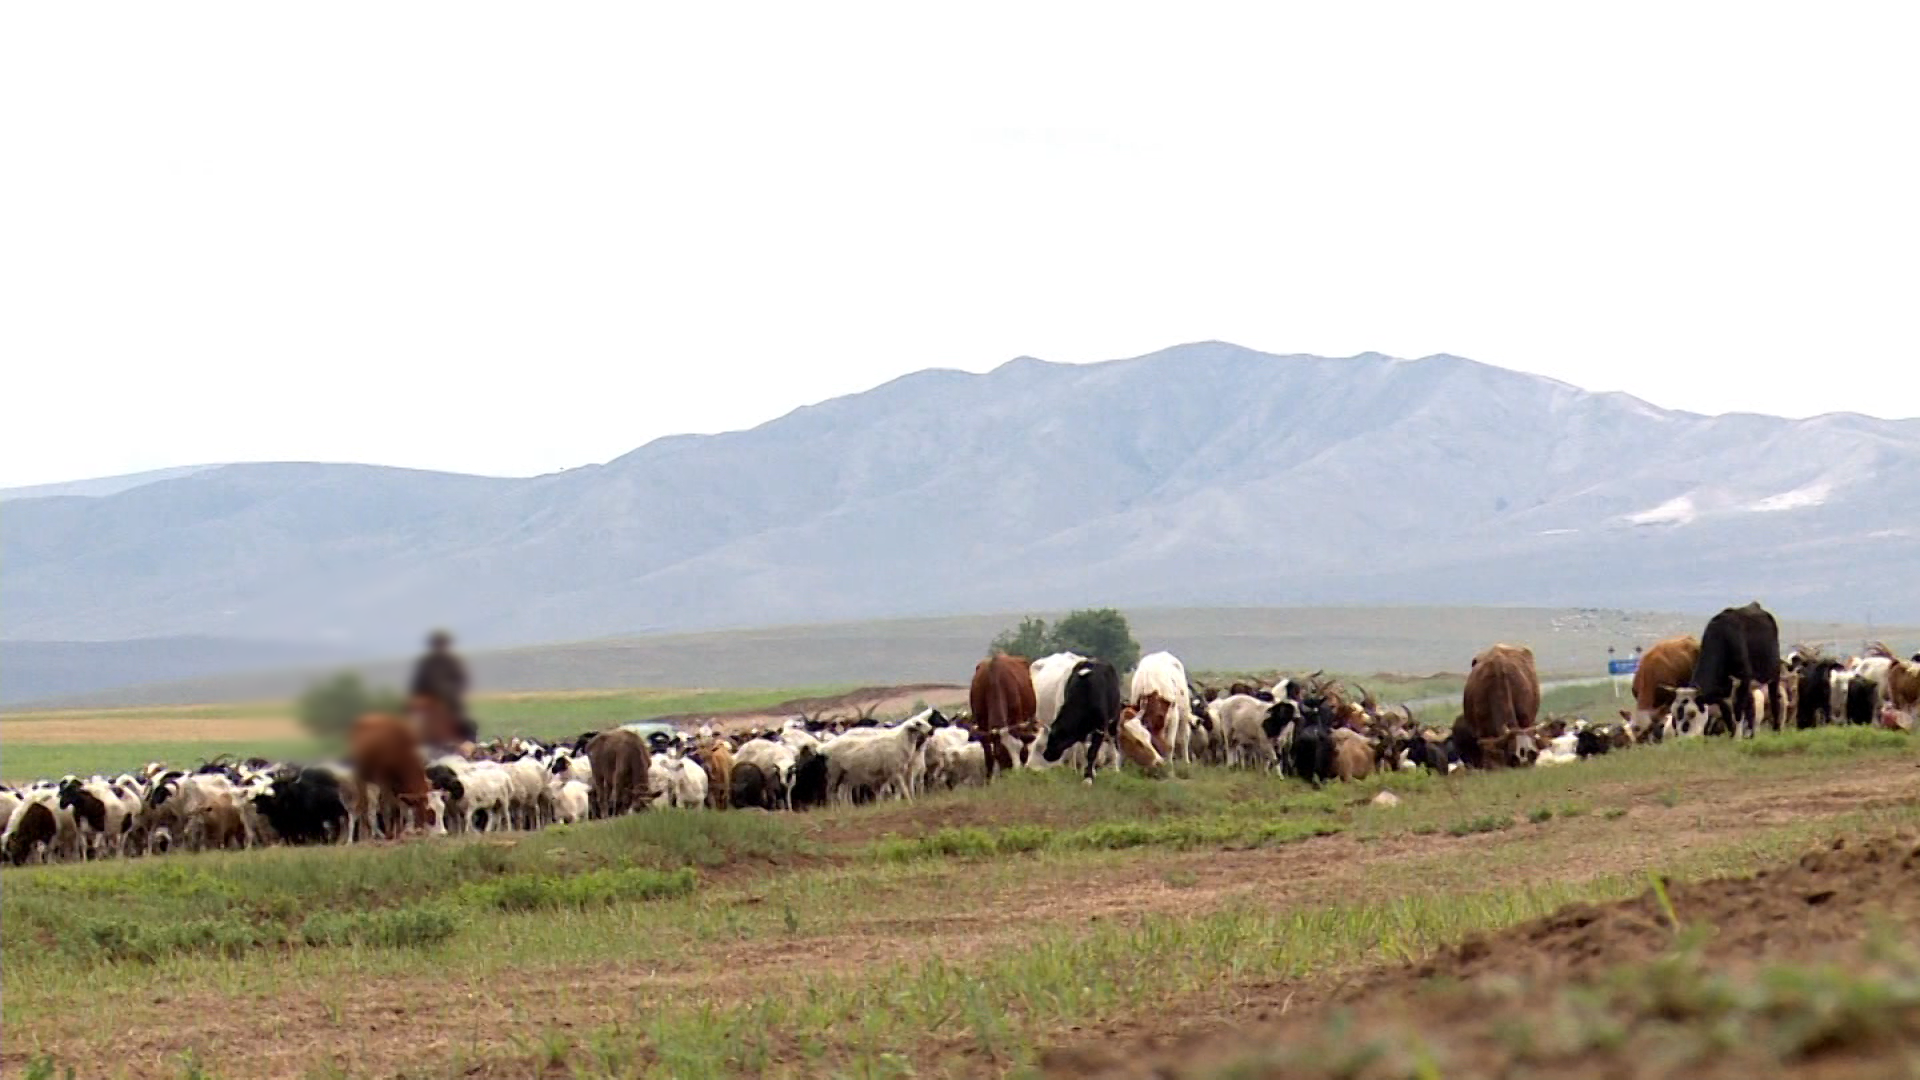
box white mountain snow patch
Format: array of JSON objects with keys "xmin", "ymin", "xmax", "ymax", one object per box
[
  {"xmin": 1626, "ymin": 495, "xmax": 1697, "ymax": 526},
  {"xmin": 1747, "ymin": 480, "xmax": 1831, "ymax": 513}
]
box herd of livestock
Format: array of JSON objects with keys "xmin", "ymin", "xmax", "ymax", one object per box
[{"xmin": 5, "ymin": 602, "xmax": 1918, "ymax": 867}]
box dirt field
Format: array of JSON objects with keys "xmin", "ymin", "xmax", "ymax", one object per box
[{"xmin": 5, "ymin": 728, "xmax": 1919, "ymax": 1080}]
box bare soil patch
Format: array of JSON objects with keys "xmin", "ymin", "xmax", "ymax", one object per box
[
  {"xmin": 1040, "ymin": 828, "xmax": 1920, "ymax": 1080},
  {"xmin": 660, "ymin": 683, "xmax": 968, "ymax": 733},
  {"xmin": 0, "ymin": 713, "xmax": 302, "ymax": 745}
]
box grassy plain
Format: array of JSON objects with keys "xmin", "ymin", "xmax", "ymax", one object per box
[{"xmin": 4, "ymin": 727, "xmax": 1917, "ymax": 1079}]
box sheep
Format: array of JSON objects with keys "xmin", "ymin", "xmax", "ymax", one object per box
[{"xmin": 823, "ymin": 717, "xmax": 935, "ymax": 805}]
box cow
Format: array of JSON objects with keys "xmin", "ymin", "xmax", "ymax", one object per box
[
  {"xmin": 971, "ymin": 655, "xmax": 1038, "ymax": 775},
  {"xmin": 1875, "ymin": 647, "xmax": 1920, "ymax": 718},
  {"xmin": 1040, "ymin": 658, "xmax": 1124, "ymax": 783},
  {"xmin": 1688, "ymin": 602, "xmax": 1782, "ymax": 737},
  {"xmin": 1027, "ymin": 652, "xmax": 1088, "ymax": 769},
  {"xmin": 348, "ymin": 712, "xmax": 438, "ymax": 837},
  {"xmin": 1131, "ymin": 651, "xmax": 1198, "ymax": 762},
  {"xmin": 1114, "ymin": 707, "xmax": 1167, "ymax": 774},
  {"xmin": 1629, "ymin": 636, "xmax": 1699, "ymax": 737},
  {"xmin": 585, "ymin": 729, "xmax": 652, "ymax": 818},
  {"xmin": 1451, "ymin": 643, "xmax": 1541, "ymax": 768}
]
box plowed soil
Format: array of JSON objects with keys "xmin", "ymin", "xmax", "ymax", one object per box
[{"xmin": 1040, "ymin": 832, "xmax": 1920, "ymax": 1079}]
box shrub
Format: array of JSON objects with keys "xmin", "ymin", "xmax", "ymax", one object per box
[{"xmin": 297, "ymin": 671, "xmax": 404, "ymax": 740}]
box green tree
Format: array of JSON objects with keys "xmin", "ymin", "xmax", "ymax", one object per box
[
  {"xmin": 297, "ymin": 672, "xmax": 404, "ymax": 741},
  {"xmin": 1047, "ymin": 608, "xmax": 1141, "ymax": 673},
  {"xmin": 990, "ymin": 616, "xmax": 1050, "ymax": 660}
]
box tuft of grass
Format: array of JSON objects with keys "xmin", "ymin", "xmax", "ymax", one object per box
[
  {"xmin": 869, "ymin": 818, "xmax": 1342, "ymax": 862},
  {"xmin": 299, "ymin": 904, "xmax": 462, "ymax": 949},
  {"xmin": 1529, "ymin": 807, "xmax": 1555, "ymax": 825},
  {"xmin": 1449, "ymin": 814, "xmax": 1513, "ymax": 837},
  {"xmin": 461, "ymin": 867, "xmax": 696, "ymax": 912}
]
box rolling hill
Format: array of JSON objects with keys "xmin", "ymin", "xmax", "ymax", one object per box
[{"xmin": 4, "ymin": 342, "xmax": 1916, "ymax": 702}]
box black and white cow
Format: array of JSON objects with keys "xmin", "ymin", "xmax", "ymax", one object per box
[
  {"xmin": 1685, "ymin": 602, "xmax": 1782, "ymax": 737},
  {"xmin": 1040, "ymin": 659, "xmax": 1124, "ymax": 783}
]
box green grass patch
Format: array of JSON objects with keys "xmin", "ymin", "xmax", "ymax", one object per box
[
  {"xmin": 0, "ymin": 738, "xmax": 321, "ymax": 785},
  {"xmin": 869, "ymin": 817, "xmax": 1343, "ymax": 862},
  {"xmin": 462, "ymin": 867, "xmax": 697, "ymax": 911},
  {"xmin": 1449, "ymin": 814, "xmax": 1513, "ymax": 836}
]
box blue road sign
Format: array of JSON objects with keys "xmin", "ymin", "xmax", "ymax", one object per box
[{"xmin": 1608, "ymin": 658, "xmax": 1639, "ymax": 676}]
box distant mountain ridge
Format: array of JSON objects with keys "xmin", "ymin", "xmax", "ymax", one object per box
[{"xmin": 5, "ymin": 343, "xmax": 1917, "ymax": 662}]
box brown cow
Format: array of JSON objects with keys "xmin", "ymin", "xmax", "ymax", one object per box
[
  {"xmin": 1135, "ymin": 693, "xmax": 1174, "ymax": 757},
  {"xmin": 970, "ymin": 655, "xmax": 1038, "ymax": 775},
  {"xmin": 1453, "ymin": 643, "xmax": 1541, "ymax": 769},
  {"xmin": 586, "ymin": 729, "xmax": 652, "ymax": 818},
  {"xmin": 348, "ymin": 712, "xmax": 437, "ymax": 838},
  {"xmin": 1630, "ymin": 636, "xmax": 1699, "ymax": 737}
]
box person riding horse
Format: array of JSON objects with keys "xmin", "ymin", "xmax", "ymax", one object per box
[{"xmin": 411, "ymin": 630, "xmax": 477, "ymax": 744}]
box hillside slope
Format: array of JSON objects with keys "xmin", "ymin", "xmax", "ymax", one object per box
[{"xmin": 5, "ymin": 343, "xmax": 1916, "ymax": 654}]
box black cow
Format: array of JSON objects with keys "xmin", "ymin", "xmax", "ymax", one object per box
[
  {"xmin": 1041, "ymin": 659, "xmax": 1124, "ymax": 782},
  {"xmin": 1689, "ymin": 602, "xmax": 1782, "ymax": 737}
]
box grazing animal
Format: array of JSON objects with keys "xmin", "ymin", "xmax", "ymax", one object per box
[
  {"xmin": 701, "ymin": 741, "xmax": 736, "ymax": 810},
  {"xmin": 1212, "ymin": 694, "xmax": 1298, "ymax": 770},
  {"xmin": 551, "ymin": 779, "xmax": 591, "ymax": 824},
  {"xmin": 348, "ymin": 712, "xmax": 438, "ymax": 837},
  {"xmin": 1131, "ymin": 651, "xmax": 1197, "ymax": 762},
  {"xmin": 1453, "ymin": 644, "xmax": 1541, "ymax": 768},
  {"xmin": 728, "ymin": 762, "xmax": 782, "ymax": 811},
  {"xmin": 1288, "ymin": 697, "xmax": 1337, "ymax": 785},
  {"xmin": 1795, "ymin": 658, "xmax": 1847, "ymax": 728},
  {"xmin": 1630, "ymin": 636, "xmax": 1699, "ymax": 736},
  {"xmin": 251, "ymin": 770, "xmax": 349, "ymax": 845},
  {"xmin": 4, "ymin": 800, "xmax": 57, "ymax": 865},
  {"xmin": 650, "ymin": 754, "xmax": 709, "ymax": 809},
  {"xmin": 824, "ymin": 717, "xmax": 936, "ymax": 804},
  {"xmin": 1845, "ymin": 675, "xmax": 1882, "ymax": 726},
  {"xmin": 1040, "ymin": 659, "xmax": 1125, "ymax": 783},
  {"xmin": 585, "ymin": 729, "xmax": 652, "ymax": 818},
  {"xmin": 1330, "ymin": 728, "xmax": 1372, "ymax": 781},
  {"xmin": 923, "ymin": 726, "xmax": 988, "ymax": 789},
  {"xmin": 1688, "ymin": 602, "xmax": 1782, "ymax": 736},
  {"xmin": 970, "ymin": 655, "xmax": 1038, "ymax": 774},
  {"xmin": 1028, "ymin": 652, "xmax": 1089, "ymax": 769},
  {"xmin": 1114, "ymin": 707, "xmax": 1167, "ymax": 774},
  {"xmin": 732, "ymin": 738, "xmax": 801, "ymax": 808}
]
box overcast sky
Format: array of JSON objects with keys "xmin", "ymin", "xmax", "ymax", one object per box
[{"xmin": 3, "ymin": 2, "xmax": 1915, "ymax": 488}]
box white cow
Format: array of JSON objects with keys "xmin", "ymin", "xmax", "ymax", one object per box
[{"xmin": 1131, "ymin": 651, "xmax": 1198, "ymax": 762}]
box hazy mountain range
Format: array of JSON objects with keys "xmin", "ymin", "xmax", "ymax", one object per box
[{"xmin": 5, "ymin": 343, "xmax": 1917, "ymax": 701}]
